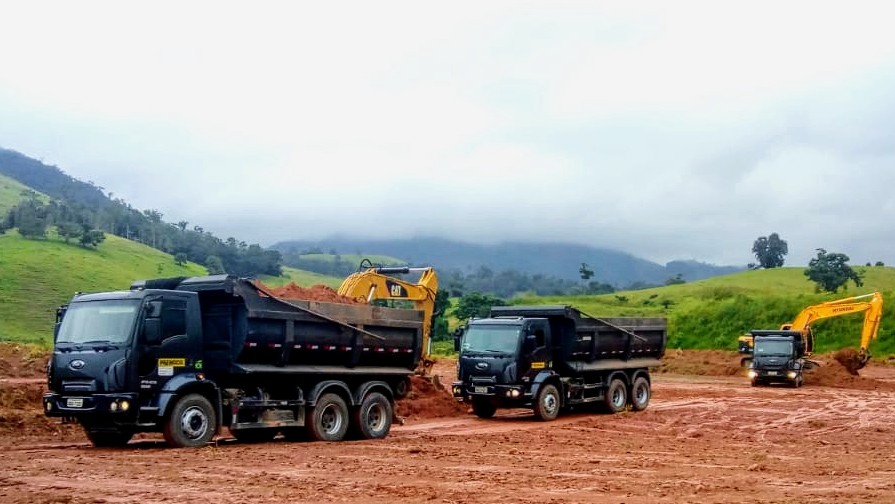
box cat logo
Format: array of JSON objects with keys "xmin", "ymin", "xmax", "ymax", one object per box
[{"xmin": 385, "ymin": 280, "xmax": 408, "ymax": 298}]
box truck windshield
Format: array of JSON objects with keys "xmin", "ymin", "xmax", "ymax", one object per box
[
  {"xmin": 754, "ymin": 340, "xmax": 793, "ymax": 356},
  {"xmin": 462, "ymin": 325, "xmax": 520, "ymax": 354},
  {"xmin": 56, "ymin": 300, "xmax": 140, "ymax": 345}
]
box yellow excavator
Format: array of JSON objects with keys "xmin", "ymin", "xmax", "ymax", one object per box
[
  {"xmin": 738, "ymin": 291, "xmax": 884, "ymax": 373},
  {"xmin": 338, "ymin": 259, "xmax": 439, "ymax": 375}
]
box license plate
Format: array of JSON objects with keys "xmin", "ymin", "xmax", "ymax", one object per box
[
  {"xmin": 66, "ymin": 398, "xmax": 84, "ymax": 408},
  {"xmin": 767, "ymin": 371, "xmax": 778, "ymax": 376},
  {"xmin": 474, "ymin": 386, "xmax": 488, "ymax": 394}
]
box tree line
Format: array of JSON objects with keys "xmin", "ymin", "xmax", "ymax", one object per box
[
  {"xmin": 751, "ymin": 232, "xmax": 882, "ymax": 293},
  {"xmin": 1, "ymin": 189, "xmax": 282, "ymax": 277}
]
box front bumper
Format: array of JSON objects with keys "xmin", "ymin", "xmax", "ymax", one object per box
[
  {"xmin": 43, "ymin": 392, "xmax": 140, "ymax": 419},
  {"xmin": 748, "ymin": 369, "xmax": 798, "ymax": 382},
  {"xmin": 452, "ymin": 382, "xmax": 531, "ymax": 403}
]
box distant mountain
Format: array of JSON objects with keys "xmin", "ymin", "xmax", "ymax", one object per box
[{"xmin": 271, "ymin": 237, "xmax": 745, "ymax": 287}]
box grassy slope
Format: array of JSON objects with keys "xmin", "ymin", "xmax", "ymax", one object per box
[
  {"xmin": 0, "ymin": 173, "xmax": 48, "ymax": 214},
  {"xmin": 0, "ymin": 230, "xmax": 206, "ymax": 345},
  {"xmin": 513, "ymin": 266, "xmax": 895, "ymax": 356},
  {"xmin": 258, "ymin": 266, "xmax": 343, "ymax": 289}
]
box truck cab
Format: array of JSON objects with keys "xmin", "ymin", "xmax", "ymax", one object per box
[
  {"xmin": 45, "ymin": 286, "xmax": 209, "ymax": 447},
  {"xmin": 746, "ymin": 330, "xmax": 806, "ymax": 387}
]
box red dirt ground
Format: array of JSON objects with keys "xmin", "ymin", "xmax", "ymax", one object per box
[{"xmin": 4, "ymin": 345, "xmax": 895, "ymax": 503}]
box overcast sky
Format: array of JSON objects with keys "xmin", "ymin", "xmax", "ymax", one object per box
[{"xmin": 2, "ymin": 1, "xmax": 894, "ymax": 267}]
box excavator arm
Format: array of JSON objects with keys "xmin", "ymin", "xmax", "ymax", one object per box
[{"xmin": 337, "ymin": 260, "xmax": 439, "ymax": 374}]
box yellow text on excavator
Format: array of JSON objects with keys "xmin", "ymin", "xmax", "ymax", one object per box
[{"xmin": 337, "ymin": 259, "xmax": 439, "ymax": 374}]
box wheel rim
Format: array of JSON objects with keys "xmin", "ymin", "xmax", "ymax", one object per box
[
  {"xmin": 365, "ymin": 403, "xmax": 387, "ymax": 432},
  {"xmin": 612, "ymin": 386, "xmax": 626, "ymax": 408},
  {"xmin": 543, "ymin": 391, "xmax": 558, "ymax": 415},
  {"xmin": 180, "ymin": 406, "xmax": 209, "ymax": 440},
  {"xmin": 320, "ymin": 404, "xmax": 344, "ymax": 435},
  {"xmin": 635, "ymin": 383, "xmax": 649, "ymax": 405}
]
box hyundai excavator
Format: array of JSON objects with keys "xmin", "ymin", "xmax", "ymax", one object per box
[
  {"xmin": 739, "ymin": 292, "xmax": 884, "ymax": 385},
  {"xmin": 338, "ymin": 259, "xmax": 439, "ymax": 375}
]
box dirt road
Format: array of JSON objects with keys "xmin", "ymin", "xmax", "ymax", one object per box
[{"xmin": 2, "ymin": 350, "xmax": 895, "ymax": 504}]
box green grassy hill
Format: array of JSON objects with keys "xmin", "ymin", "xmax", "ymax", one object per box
[
  {"xmin": 513, "ymin": 266, "xmax": 895, "ymax": 356},
  {"xmin": 0, "ymin": 230, "xmax": 207, "ymax": 345},
  {"xmin": 0, "ymin": 173, "xmax": 47, "ymax": 215}
]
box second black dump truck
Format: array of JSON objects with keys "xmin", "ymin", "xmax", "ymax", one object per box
[
  {"xmin": 452, "ymin": 305, "xmax": 667, "ymax": 420},
  {"xmin": 44, "ymin": 275, "xmax": 424, "ymax": 448}
]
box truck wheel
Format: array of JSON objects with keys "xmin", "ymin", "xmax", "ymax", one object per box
[
  {"xmin": 84, "ymin": 428, "xmax": 133, "ymax": 447},
  {"xmin": 163, "ymin": 393, "xmax": 217, "ymax": 448},
  {"xmin": 604, "ymin": 378, "xmax": 627, "ymax": 413},
  {"xmin": 629, "ymin": 377, "xmax": 651, "ymax": 411},
  {"xmin": 306, "ymin": 393, "xmax": 349, "ymax": 441},
  {"xmin": 471, "ymin": 399, "xmax": 496, "ymax": 419},
  {"xmin": 533, "ymin": 383, "xmax": 560, "ymax": 421},
  {"xmin": 393, "ymin": 378, "xmax": 411, "ymax": 400},
  {"xmin": 352, "ymin": 392, "xmax": 393, "ymax": 439}
]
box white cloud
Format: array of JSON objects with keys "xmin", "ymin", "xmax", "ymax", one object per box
[{"xmin": 2, "ymin": 1, "xmax": 895, "ymax": 267}]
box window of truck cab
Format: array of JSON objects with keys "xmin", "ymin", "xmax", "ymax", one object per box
[{"xmin": 56, "ymin": 299, "xmax": 141, "ymax": 344}]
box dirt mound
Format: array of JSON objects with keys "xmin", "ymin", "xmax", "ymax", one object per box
[
  {"xmin": 0, "ymin": 343, "xmax": 49, "ymax": 379},
  {"xmin": 657, "ymin": 349, "xmax": 746, "ymax": 377},
  {"xmin": 258, "ymin": 281, "xmax": 361, "ymax": 304},
  {"xmin": 396, "ymin": 375, "xmax": 467, "ymax": 420},
  {"xmin": 0, "ymin": 382, "xmax": 76, "ymax": 436}
]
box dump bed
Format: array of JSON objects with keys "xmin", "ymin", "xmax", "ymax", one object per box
[
  {"xmin": 167, "ymin": 276, "xmax": 424, "ymax": 375},
  {"xmin": 490, "ymin": 305, "xmax": 667, "ymax": 373}
]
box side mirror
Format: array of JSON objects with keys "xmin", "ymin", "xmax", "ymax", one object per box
[
  {"xmin": 142, "ymin": 319, "xmax": 161, "ymax": 345},
  {"xmin": 453, "ymin": 328, "xmax": 464, "ymax": 352}
]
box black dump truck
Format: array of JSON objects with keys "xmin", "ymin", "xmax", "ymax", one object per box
[
  {"xmin": 451, "ymin": 306, "xmax": 667, "ymax": 420},
  {"xmin": 746, "ymin": 330, "xmax": 809, "ymax": 387},
  {"xmin": 44, "ymin": 275, "xmax": 424, "ymax": 448}
]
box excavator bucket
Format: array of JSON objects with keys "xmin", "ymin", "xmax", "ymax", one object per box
[{"xmin": 832, "ymin": 348, "xmax": 868, "ymax": 376}]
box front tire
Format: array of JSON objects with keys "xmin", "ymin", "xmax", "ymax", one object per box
[
  {"xmin": 352, "ymin": 392, "xmax": 393, "ymax": 440},
  {"xmin": 306, "ymin": 393, "xmax": 349, "ymax": 441},
  {"xmin": 604, "ymin": 378, "xmax": 627, "ymax": 413},
  {"xmin": 84, "ymin": 427, "xmax": 133, "ymax": 447},
  {"xmin": 471, "ymin": 398, "xmax": 496, "ymax": 419},
  {"xmin": 629, "ymin": 376, "xmax": 651, "ymax": 411},
  {"xmin": 164, "ymin": 393, "xmax": 217, "ymax": 448},
  {"xmin": 533, "ymin": 383, "xmax": 560, "ymax": 421}
]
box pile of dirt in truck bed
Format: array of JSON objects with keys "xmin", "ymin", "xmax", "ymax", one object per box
[
  {"xmin": 257, "ymin": 281, "xmax": 361, "ymax": 304},
  {"xmin": 395, "ymin": 375, "xmax": 467, "ymax": 420},
  {"xmin": 656, "ymin": 349, "xmax": 746, "ymax": 377},
  {"xmin": 0, "ymin": 343, "xmax": 48, "ymax": 379}
]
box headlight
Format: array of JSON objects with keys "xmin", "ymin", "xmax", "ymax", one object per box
[
  {"xmin": 110, "ymin": 402, "xmax": 119, "ymax": 412},
  {"xmin": 786, "ymin": 371, "xmax": 797, "ymax": 379},
  {"xmin": 120, "ymin": 400, "xmax": 130, "ymax": 412},
  {"xmin": 45, "ymin": 401, "xmax": 53, "ymax": 412},
  {"xmin": 747, "ymin": 370, "xmax": 758, "ymax": 379}
]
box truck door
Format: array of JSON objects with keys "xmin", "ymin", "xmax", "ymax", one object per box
[
  {"xmin": 137, "ymin": 294, "xmax": 200, "ymax": 394},
  {"xmin": 522, "ymin": 320, "xmax": 551, "ymax": 374}
]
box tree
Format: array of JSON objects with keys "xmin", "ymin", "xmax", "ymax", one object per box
[
  {"xmin": 205, "ymin": 255, "xmax": 226, "ymax": 274},
  {"xmin": 79, "ymin": 229, "xmax": 105, "ymax": 248},
  {"xmin": 804, "ymin": 248, "xmax": 863, "ymax": 293},
  {"xmin": 579, "ymin": 262, "xmax": 594, "ymax": 281},
  {"xmin": 453, "ymin": 292, "xmax": 507, "ymax": 321},
  {"xmin": 57, "ymin": 221, "xmax": 83, "ymax": 243},
  {"xmin": 752, "ymin": 233, "xmax": 788, "ymax": 268},
  {"xmin": 175, "ymin": 252, "xmax": 188, "ymax": 266},
  {"xmin": 875, "ymin": 261, "xmax": 885, "ymax": 267},
  {"xmin": 665, "ymin": 273, "xmax": 685, "ymax": 286}
]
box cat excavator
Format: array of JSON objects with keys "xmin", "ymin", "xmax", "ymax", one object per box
[
  {"xmin": 338, "ymin": 259, "xmax": 439, "ymax": 375},
  {"xmin": 739, "ymin": 291, "xmax": 884, "ymax": 378}
]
